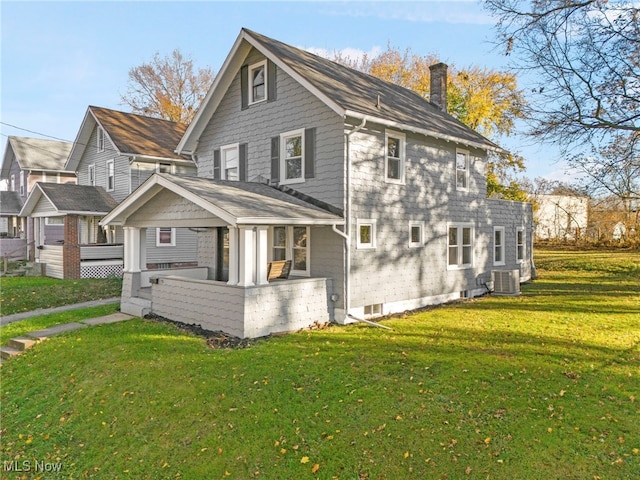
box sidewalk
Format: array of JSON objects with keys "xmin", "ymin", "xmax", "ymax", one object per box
[{"xmin": 0, "ymin": 297, "xmax": 121, "ymax": 326}]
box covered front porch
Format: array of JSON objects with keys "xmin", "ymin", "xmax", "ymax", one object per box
[{"xmin": 101, "ymin": 174, "xmax": 346, "ymax": 338}]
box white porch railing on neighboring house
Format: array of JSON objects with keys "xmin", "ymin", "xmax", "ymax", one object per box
[
  {"xmin": 37, "ymin": 244, "xmax": 125, "ymax": 279},
  {"xmin": 80, "ymin": 244, "xmax": 124, "ymax": 261},
  {"xmin": 80, "ymin": 244, "xmax": 124, "ymax": 278},
  {"xmin": 38, "ymin": 245, "xmax": 64, "ymax": 279}
]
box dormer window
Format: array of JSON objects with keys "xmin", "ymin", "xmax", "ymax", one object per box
[{"xmin": 249, "ymin": 60, "xmax": 267, "ymax": 104}]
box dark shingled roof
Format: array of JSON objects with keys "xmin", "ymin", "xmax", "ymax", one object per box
[
  {"xmin": 37, "ymin": 183, "xmax": 119, "ymax": 214},
  {"xmin": 0, "ymin": 191, "xmax": 23, "ymax": 215},
  {"xmin": 243, "ymin": 29, "xmax": 501, "ymax": 151},
  {"xmin": 162, "ymin": 174, "xmax": 343, "ymax": 222},
  {"xmin": 90, "ymin": 106, "xmax": 189, "ymax": 160}
]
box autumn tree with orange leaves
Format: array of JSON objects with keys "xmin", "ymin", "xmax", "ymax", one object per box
[{"xmin": 121, "ymin": 49, "xmax": 214, "ymax": 124}]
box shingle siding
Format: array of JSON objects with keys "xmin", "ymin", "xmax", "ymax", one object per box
[
  {"xmin": 347, "ymin": 124, "xmax": 532, "ymax": 311},
  {"xmin": 196, "ymin": 48, "xmax": 345, "ymax": 209}
]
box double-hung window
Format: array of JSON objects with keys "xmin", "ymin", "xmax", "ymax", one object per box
[
  {"xmin": 106, "ymin": 159, "xmax": 115, "ymax": 191},
  {"xmin": 249, "ymin": 60, "xmax": 267, "ymax": 104},
  {"xmin": 516, "ymin": 227, "xmax": 525, "ymax": 263},
  {"xmin": 97, "ymin": 127, "xmax": 105, "ymax": 153},
  {"xmin": 281, "ymin": 129, "xmax": 304, "ymax": 184},
  {"xmin": 10, "ymin": 174, "xmax": 15, "ymax": 192},
  {"xmin": 385, "ymin": 130, "xmax": 405, "ymax": 183},
  {"xmin": 88, "ymin": 164, "xmax": 96, "ymax": 186},
  {"xmin": 221, "ymin": 143, "xmax": 239, "ymax": 181},
  {"xmin": 156, "ymin": 227, "xmax": 175, "ymax": 247},
  {"xmin": 494, "ymin": 226, "xmax": 506, "ymax": 266},
  {"xmin": 448, "ymin": 223, "xmax": 473, "ymax": 269},
  {"xmin": 19, "ymin": 171, "xmax": 24, "ymax": 196},
  {"xmin": 271, "ymin": 226, "xmax": 310, "ymax": 276},
  {"xmin": 456, "ymin": 149, "xmax": 469, "ymax": 190}
]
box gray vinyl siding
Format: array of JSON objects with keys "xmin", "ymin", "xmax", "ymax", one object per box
[
  {"xmin": 347, "ymin": 125, "xmax": 532, "ymax": 309},
  {"xmin": 130, "ymin": 161, "xmax": 197, "ymax": 192},
  {"xmin": 145, "ymin": 227, "xmax": 198, "ymax": 265},
  {"xmin": 196, "ymin": 48, "xmax": 345, "ymax": 210},
  {"xmin": 76, "ymin": 126, "xmax": 130, "ymax": 202}
]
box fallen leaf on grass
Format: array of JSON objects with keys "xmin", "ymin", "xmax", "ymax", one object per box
[
  {"xmin": 311, "ymin": 464, "xmax": 320, "ymax": 473},
  {"xmin": 301, "ymin": 456, "xmax": 310, "ymax": 464}
]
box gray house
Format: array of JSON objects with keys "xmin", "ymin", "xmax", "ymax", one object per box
[
  {"xmin": 19, "ymin": 106, "xmax": 199, "ymax": 278},
  {"xmin": 102, "ymin": 28, "xmax": 533, "ymax": 338},
  {"xmin": 0, "ymin": 136, "xmax": 75, "ymax": 259}
]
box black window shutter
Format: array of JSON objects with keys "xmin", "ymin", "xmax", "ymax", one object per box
[
  {"xmin": 240, "ymin": 65, "xmax": 249, "ymax": 110},
  {"xmin": 213, "ymin": 149, "xmax": 221, "ymax": 179},
  {"xmin": 304, "ymin": 128, "xmax": 316, "ymax": 179},
  {"xmin": 267, "ymin": 60, "xmax": 277, "ymax": 102},
  {"xmin": 239, "ymin": 143, "xmax": 248, "ymax": 182},
  {"xmin": 270, "ymin": 136, "xmax": 280, "ymax": 183}
]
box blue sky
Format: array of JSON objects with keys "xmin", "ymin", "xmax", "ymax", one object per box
[{"xmin": 1, "ymin": 0, "xmax": 568, "ymax": 181}]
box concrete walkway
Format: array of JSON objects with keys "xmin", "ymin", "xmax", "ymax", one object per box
[
  {"xmin": 0, "ymin": 297, "xmax": 121, "ymax": 326},
  {"xmin": 0, "ymin": 311, "xmax": 133, "ymax": 363}
]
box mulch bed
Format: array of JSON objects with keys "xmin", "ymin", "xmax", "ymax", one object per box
[{"xmin": 144, "ymin": 313, "xmax": 261, "ymax": 349}]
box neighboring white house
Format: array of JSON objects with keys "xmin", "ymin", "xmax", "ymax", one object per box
[
  {"xmin": 534, "ymin": 194, "xmax": 589, "ymax": 241},
  {"xmin": 101, "ymin": 28, "xmax": 534, "ymax": 338}
]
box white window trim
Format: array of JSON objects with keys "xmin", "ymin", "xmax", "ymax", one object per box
[
  {"xmin": 493, "ymin": 226, "xmax": 506, "ymax": 266},
  {"xmin": 88, "ymin": 164, "xmax": 96, "ymax": 186},
  {"xmin": 409, "ymin": 221, "xmax": 424, "ymax": 248},
  {"xmin": 106, "ymin": 159, "xmax": 115, "ymax": 191},
  {"xmin": 385, "ymin": 130, "xmax": 406, "ymax": 184},
  {"xmin": 10, "ymin": 174, "xmax": 15, "ymax": 192},
  {"xmin": 248, "ymin": 60, "xmax": 268, "ymax": 105},
  {"xmin": 45, "ymin": 216, "xmax": 64, "ymax": 226},
  {"xmin": 97, "ymin": 127, "xmax": 105, "ymax": 153},
  {"xmin": 156, "ymin": 227, "xmax": 176, "ymax": 247},
  {"xmin": 19, "ymin": 171, "xmax": 24, "ymax": 196},
  {"xmin": 516, "ymin": 227, "xmax": 526, "ymax": 263},
  {"xmin": 220, "ymin": 143, "xmax": 240, "ymax": 181},
  {"xmin": 268, "ymin": 226, "xmax": 310, "ymax": 277},
  {"xmin": 156, "ymin": 161, "xmax": 174, "ymax": 174},
  {"xmin": 356, "ymin": 219, "xmax": 377, "ymax": 250},
  {"xmin": 456, "ymin": 148, "xmax": 470, "ymax": 191},
  {"xmin": 280, "ymin": 128, "xmax": 305, "ymax": 185},
  {"xmin": 447, "ymin": 222, "xmax": 474, "ymax": 270}
]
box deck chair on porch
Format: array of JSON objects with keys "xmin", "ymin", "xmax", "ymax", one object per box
[{"xmin": 267, "ymin": 260, "xmax": 292, "ymax": 281}]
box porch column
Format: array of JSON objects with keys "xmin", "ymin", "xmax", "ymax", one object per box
[
  {"xmin": 227, "ymin": 227, "xmax": 239, "ymax": 285},
  {"xmin": 255, "ymin": 226, "xmax": 269, "ymax": 285},
  {"xmin": 139, "ymin": 228, "xmax": 147, "ymax": 271},
  {"xmin": 123, "ymin": 226, "xmax": 142, "ymax": 273},
  {"xmin": 238, "ymin": 226, "xmax": 255, "ymax": 287}
]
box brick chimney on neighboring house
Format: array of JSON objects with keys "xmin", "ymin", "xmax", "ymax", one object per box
[{"xmin": 429, "ymin": 62, "xmax": 448, "ymax": 112}]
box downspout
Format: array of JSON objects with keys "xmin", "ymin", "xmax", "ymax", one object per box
[{"xmin": 334, "ymin": 117, "xmax": 367, "ymax": 323}]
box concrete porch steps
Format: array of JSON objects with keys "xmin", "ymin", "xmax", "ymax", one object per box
[
  {"xmin": 0, "ymin": 312, "xmax": 133, "ymax": 365},
  {"xmin": 120, "ymin": 297, "xmax": 151, "ymax": 317}
]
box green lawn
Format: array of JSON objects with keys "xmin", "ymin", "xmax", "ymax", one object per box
[
  {"xmin": 0, "ymin": 276, "xmax": 122, "ymax": 316},
  {"xmin": 1, "ymin": 249, "xmax": 638, "ymax": 479}
]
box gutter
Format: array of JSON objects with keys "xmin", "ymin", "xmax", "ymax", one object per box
[
  {"xmin": 334, "ymin": 117, "xmax": 367, "ymax": 323},
  {"xmin": 344, "ymin": 110, "xmax": 506, "ymax": 154}
]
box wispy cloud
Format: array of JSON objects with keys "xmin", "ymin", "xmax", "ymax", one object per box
[{"xmin": 319, "ymin": 1, "xmax": 493, "ymax": 25}]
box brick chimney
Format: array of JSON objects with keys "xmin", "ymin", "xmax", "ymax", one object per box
[{"xmin": 429, "ymin": 62, "xmax": 448, "ymax": 112}]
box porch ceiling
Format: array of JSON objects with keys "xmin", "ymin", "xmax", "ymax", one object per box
[{"xmin": 100, "ymin": 173, "xmax": 344, "ymax": 227}]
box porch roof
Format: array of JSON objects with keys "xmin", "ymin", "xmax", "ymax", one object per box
[
  {"xmin": 19, "ymin": 183, "xmax": 119, "ymax": 218},
  {"xmin": 101, "ymin": 173, "xmax": 344, "ymax": 227}
]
